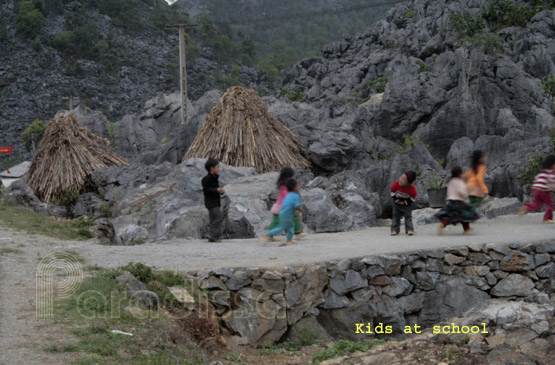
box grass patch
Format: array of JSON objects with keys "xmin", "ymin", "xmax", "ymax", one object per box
[
  {"xmin": 0, "ymin": 247, "xmax": 24, "ymax": 254},
  {"xmin": 312, "ymin": 339, "xmax": 386, "ymax": 364},
  {"xmin": 0, "ymin": 203, "xmax": 94, "ymax": 240},
  {"xmin": 43, "ymin": 343, "xmax": 79, "ymax": 353},
  {"xmin": 50, "ymin": 264, "xmax": 209, "ymax": 364}
]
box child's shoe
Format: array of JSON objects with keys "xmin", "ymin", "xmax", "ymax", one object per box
[
  {"xmin": 407, "ymin": 231, "xmax": 414, "ymax": 236},
  {"xmin": 294, "ymin": 233, "xmax": 308, "ymax": 239},
  {"xmin": 542, "ymin": 220, "xmax": 554, "ymax": 224},
  {"xmin": 518, "ymin": 206, "xmax": 528, "ymax": 217},
  {"xmin": 437, "ymin": 224, "xmax": 445, "ymax": 235},
  {"xmin": 279, "ymin": 240, "xmax": 297, "ymax": 247},
  {"xmin": 260, "ymin": 234, "xmax": 275, "ymax": 243},
  {"xmin": 463, "ymin": 227, "xmax": 473, "ymax": 235},
  {"xmin": 390, "ymin": 231, "xmax": 398, "ymax": 236}
]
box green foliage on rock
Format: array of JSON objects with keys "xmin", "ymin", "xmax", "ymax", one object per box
[
  {"xmin": 483, "ymin": 0, "xmax": 555, "ymax": 29},
  {"xmin": 542, "ymin": 74, "xmax": 555, "ymax": 97},
  {"xmin": 368, "ymin": 76, "xmax": 389, "ymax": 94},
  {"xmin": 21, "ymin": 118, "xmax": 46, "ymax": 152},
  {"xmin": 16, "ymin": 1, "xmax": 45, "ymax": 38}
]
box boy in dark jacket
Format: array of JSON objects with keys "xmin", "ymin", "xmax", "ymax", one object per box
[
  {"xmin": 390, "ymin": 170, "xmax": 417, "ymax": 236},
  {"xmin": 202, "ymin": 158, "xmax": 225, "ymax": 242}
]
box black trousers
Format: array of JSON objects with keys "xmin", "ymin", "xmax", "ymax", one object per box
[
  {"xmin": 391, "ymin": 204, "xmax": 414, "ymax": 233},
  {"xmin": 208, "ymin": 207, "xmax": 224, "ymax": 240}
]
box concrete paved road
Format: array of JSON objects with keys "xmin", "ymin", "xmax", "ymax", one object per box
[{"xmin": 38, "ymin": 213, "xmax": 555, "ymax": 273}]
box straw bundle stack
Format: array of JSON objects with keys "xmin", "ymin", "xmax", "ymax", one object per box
[
  {"xmin": 183, "ymin": 86, "xmax": 311, "ymax": 173},
  {"xmin": 27, "ymin": 113, "xmax": 129, "ymax": 203}
]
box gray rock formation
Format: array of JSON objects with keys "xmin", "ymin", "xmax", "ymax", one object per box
[
  {"xmin": 89, "ymin": 159, "xmax": 380, "ymax": 243},
  {"xmin": 116, "ymin": 272, "xmax": 159, "ymax": 310},
  {"xmin": 281, "ymin": 0, "xmax": 555, "ymax": 200}
]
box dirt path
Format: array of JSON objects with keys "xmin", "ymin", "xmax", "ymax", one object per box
[{"xmin": 0, "ymin": 213, "xmax": 553, "ymax": 364}]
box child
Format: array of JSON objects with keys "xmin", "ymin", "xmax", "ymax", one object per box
[
  {"xmin": 202, "ymin": 158, "xmax": 225, "ymax": 242},
  {"xmin": 520, "ymin": 154, "xmax": 555, "ymax": 224},
  {"xmin": 436, "ymin": 166, "xmax": 480, "ymax": 235},
  {"xmin": 390, "ymin": 171, "xmax": 417, "ymax": 236},
  {"xmin": 462, "ymin": 150, "xmax": 488, "ymax": 208},
  {"xmin": 268, "ymin": 168, "xmax": 306, "ymax": 240},
  {"xmin": 263, "ymin": 178, "xmax": 304, "ymax": 246}
]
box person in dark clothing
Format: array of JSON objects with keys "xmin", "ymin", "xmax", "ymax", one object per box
[{"xmin": 202, "ymin": 158, "xmax": 225, "ymax": 242}]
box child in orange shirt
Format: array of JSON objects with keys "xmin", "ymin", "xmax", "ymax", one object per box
[{"xmin": 462, "ymin": 150, "xmax": 488, "ymax": 208}]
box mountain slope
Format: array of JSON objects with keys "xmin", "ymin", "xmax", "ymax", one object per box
[{"xmin": 0, "ymin": 0, "xmax": 395, "ymax": 162}]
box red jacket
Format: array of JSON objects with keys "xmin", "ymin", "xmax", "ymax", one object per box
[{"xmin": 390, "ymin": 181, "xmax": 417, "ymax": 205}]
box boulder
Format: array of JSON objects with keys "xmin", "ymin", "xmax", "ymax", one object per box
[
  {"xmin": 418, "ymin": 277, "xmax": 490, "ymax": 326},
  {"xmin": 329, "ymin": 270, "xmax": 368, "ymax": 295},
  {"xmin": 301, "ymin": 188, "xmax": 352, "ymax": 233},
  {"xmin": 481, "ymin": 198, "xmax": 521, "ymax": 219},
  {"xmin": 116, "ymin": 272, "xmax": 159, "ymax": 310},
  {"xmin": 499, "ymin": 251, "xmax": 534, "ymax": 272},
  {"xmin": 223, "ymin": 297, "xmax": 287, "ymax": 347},
  {"xmin": 491, "ymin": 274, "xmax": 535, "ymax": 297},
  {"xmin": 282, "ymin": 316, "xmax": 333, "ymax": 344},
  {"xmin": 446, "ymin": 137, "xmax": 474, "ymax": 170},
  {"xmin": 381, "ymin": 277, "xmax": 412, "ymax": 297},
  {"xmin": 284, "ymin": 264, "xmax": 327, "ymax": 324},
  {"xmin": 115, "ymin": 224, "xmax": 149, "ymax": 245}
]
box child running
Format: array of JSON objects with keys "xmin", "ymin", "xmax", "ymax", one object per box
[
  {"xmin": 436, "ymin": 166, "xmax": 480, "ymax": 235},
  {"xmin": 390, "ymin": 170, "xmax": 417, "ymax": 236},
  {"xmin": 519, "ymin": 154, "xmax": 555, "ymax": 224},
  {"xmin": 268, "ymin": 168, "xmax": 306, "ymax": 240},
  {"xmin": 263, "ymin": 178, "xmax": 304, "ymax": 246},
  {"xmin": 462, "ymin": 150, "xmax": 488, "ymax": 208}
]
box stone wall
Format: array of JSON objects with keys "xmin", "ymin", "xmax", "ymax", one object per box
[{"xmin": 190, "ymin": 241, "xmax": 555, "ymax": 347}]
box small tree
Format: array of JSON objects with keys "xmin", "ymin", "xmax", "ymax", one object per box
[
  {"xmin": 22, "ymin": 119, "xmax": 46, "ymax": 152},
  {"xmin": 16, "ymin": 1, "xmax": 45, "ymax": 39}
]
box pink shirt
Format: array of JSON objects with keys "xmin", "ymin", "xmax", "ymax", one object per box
[
  {"xmin": 447, "ymin": 178, "xmax": 469, "ymax": 203},
  {"xmin": 271, "ymin": 185, "xmax": 289, "ymax": 214}
]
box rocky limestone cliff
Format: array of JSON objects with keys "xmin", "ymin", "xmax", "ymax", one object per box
[{"xmin": 281, "ymin": 0, "xmax": 555, "ymax": 199}]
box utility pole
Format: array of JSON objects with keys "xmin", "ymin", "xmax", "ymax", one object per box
[
  {"xmin": 63, "ymin": 96, "xmax": 79, "ymax": 111},
  {"xmin": 165, "ymin": 24, "xmax": 197, "ymax": 124}
]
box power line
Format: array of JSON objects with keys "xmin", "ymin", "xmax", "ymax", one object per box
[{"xmin": 213, "ymin": 0, "xmax": 405, "ymax": 25}]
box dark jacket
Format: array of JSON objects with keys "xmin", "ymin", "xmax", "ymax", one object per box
[{"xmin": 202, "ymin": 173, "xmax": 221, "ymax": 209}]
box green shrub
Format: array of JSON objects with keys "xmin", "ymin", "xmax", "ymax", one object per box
[
  {"xmin": 21, "ymin": 118, "xmax": 46, "ymax": 151},
  {"xmin": 16, "ymin": 1, "xmax": 45, "ymax": 38},
  {"xmin": 483, "ymin": 0, "xmax": 540, "ymax": 29},
  {"xmin": 258, "ymin": 57, "xmax": 280, "ymax": 84},
  {"xmin": 464, "ymin": 32, "xmax": 505, "ymax": 56},
  {"xmin": 52, "ymin": 31, "xmax": 71, "ymax": 51},
  {"xmin": 0, "ymin": 19, "xmax": 8, "ymax": 41},
  {"xmin": 280, "ymin": 89, "xmax": 306, "ymax": 102},
  {"xmin": 449, "ymin": 11, "xmax": 485, "ymax": 38},
  {"xmin": 426, "ymin": 177, "xmax": 447, "ymax": 190},
  {"xmin": 542, "ymin": 74, "xmax": 555, "ymax": 97},
  {"xmin": 119, "ymin": 262, "xmax": 153, "ymax": 283},
  {"xmin": 368, "ymin": 76, "xmax": 389, "ymax": 93},
  {"xmin": 415, "ymin": 60, "xmax": 431, "ymax": 73},
  {"xmin": 405, "ymin": 9, "xmax": 418, "ymax": 19},
  {"xmin": 71, "ymin": 21, "xmax": 102, "ymax": 58},
  {"xmin": 398, "ymin": 135, "xmax": 420, "ymax": 154},
  {"xmin": 31, "ymin": 38, "xmax": 42, "ymax": 52},
  {"xmin": 312, "ymin": 340, "xmax": 386, "ymax": 363}
]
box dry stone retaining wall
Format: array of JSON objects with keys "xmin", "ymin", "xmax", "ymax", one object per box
[{"xmin": 191, "ymin": 240, "xmax": 555, "ymax": 347}]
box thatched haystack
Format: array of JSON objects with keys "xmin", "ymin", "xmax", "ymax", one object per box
[
  {"xmin": 27, "ymin": 113, "xmax": 129, "ymax": 203},
  {"xmin": 183, "ymin": 86, "xmax": 311, "ymax": 173}
]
